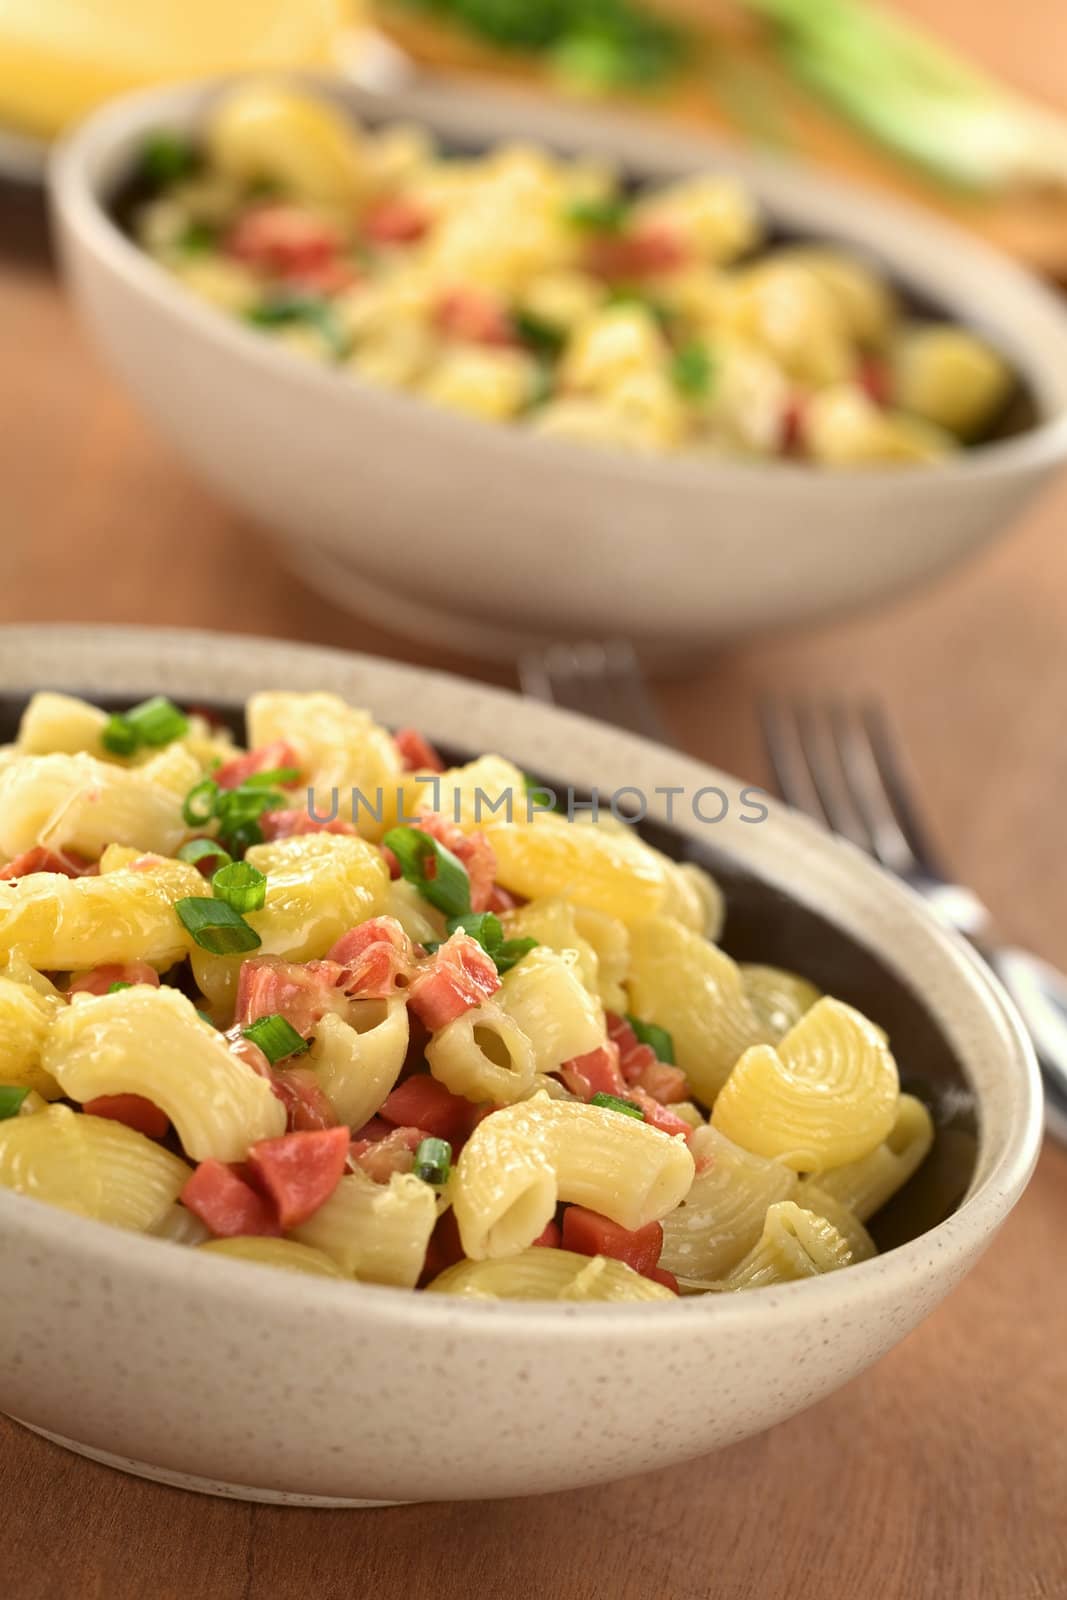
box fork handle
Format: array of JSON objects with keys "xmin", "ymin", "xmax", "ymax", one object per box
[{"xmin": 985, "ymin": 947, "xmax": 1067, "ymax": 1144}]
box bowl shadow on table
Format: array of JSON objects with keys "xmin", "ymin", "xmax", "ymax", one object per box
[{"xmin": 0, "ymin": 688, "xmax": 977, "ymax": 1252}]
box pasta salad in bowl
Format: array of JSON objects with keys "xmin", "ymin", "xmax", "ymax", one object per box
[
  {"xmin": 53, "ymin": 80, "xmax": 1067, "ymax": 660},
  {"xmin": 0, "ymin": 627, "xmax": 1041, "ymax": 1504},
  {"xmin": 125, "ymin": 82, "xmax": 1018, "ymax": 468}
]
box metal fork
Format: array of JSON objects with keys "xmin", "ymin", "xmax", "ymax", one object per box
[
  {"xmin": 518, "ymin": 642, "xmax": 671, "ymax": 744},
  {"xmin": 762, "ymin": 698, "xmax": 1067, "ymax": 1143}
]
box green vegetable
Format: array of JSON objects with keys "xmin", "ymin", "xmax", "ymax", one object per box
[
  {"xmin": 242, "ymin": 1013, "xmax": 309, "ymax": 1065},
  {"xmin": 671, "ymin": 342, "xmax": 715, "ymax": 400},
  {"xmin": 241, "ymin": 767, "xmax": 303, "ymax": 789},
  {"xmin": 744, "ymin": 0, "xmax": 1067, "ymax": 193},
  {"xmin": 0, "ymin": 1086, "xmax": 30, "ymax": 1120},
  {"xmin": 625, "ymin": 1014, "xmax": 675, "ymax": 1064},
  {"xmin": 383, "ymin": 826, "xmax": 472, "ymax": 918},
  {"xmin": 178, "ymin": 837, "xmax": 233, "ymax": 872},
  {"xmin": 245, "ymin": 296, "xmax": 350, "ymax": 360},
  {"xmin": 182, "ymin": 778, "xmax": 219, "ymax": 827},
  {"xmin": 183, "ymin": 775, "xmax": 288, "ymax": 855},
  {"xmin": 212, "ymin": 861, "xmax": 267, "ymax": 914},
  {"xmin": 444, "ymin": 912, "xmax": 538, "ymax": 975},
  {"xmin": 590, "ymin": 1091, "xmax": 644, "ymax": 1120},
  {"xmin": 102, "ymin": 697, "xmax": 187, "ymax": 757},
  {"xmin": 177, "ymin": 221, "xmax": 217, "ymax": 254},
  {"xmin": 175, "ymin": 896, "xmax": 262, "ymax": 955},
  {"xmin": 107, "ymin": 981, "xmax": 133, "ymax": 994},
  {"xmin": 513, "ymin": 309, "xmax": 567, "ymax": 359},
  {"xmin": 564, "ymin": 195, "xmax": 630, "ymax": 233},
  {"xmin": 141, "ymin": 130, "xmax": 198, "ymax": 187},
  {"xmin": 412, "ymin": 1136, "xmax": 452, "ymax": 1186}
]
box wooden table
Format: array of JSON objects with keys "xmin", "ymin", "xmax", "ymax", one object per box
[{"xmin": 3, "ymin": 41, "xmax": 1067, "ymax": 1598}]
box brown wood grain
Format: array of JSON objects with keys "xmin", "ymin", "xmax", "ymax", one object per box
[{"xmin": 3, "ymin": 13, "xmax": 1067, "ymax": 1584}]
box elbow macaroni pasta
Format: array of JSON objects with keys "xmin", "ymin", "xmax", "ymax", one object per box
[{"xmin": 0, "ymin": 687, "xmax": 935, "ymax": 1304}]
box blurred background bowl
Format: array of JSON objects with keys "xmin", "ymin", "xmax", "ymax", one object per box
[{"xmin": 51, "ymin": 75, "xmax": 1067, "ymax": 664}]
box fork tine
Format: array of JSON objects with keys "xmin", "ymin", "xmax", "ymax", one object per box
[
  {"xmin": 792, "ymin": 703, "xmax": 876, "ymax": 853},
  {"xmin": 519, "ymin": 641, "xmax": 669, "ymax": 744},
  {"xmin": 857, "ymin": 701, "xmax": 942, "ymax": 876},
  {"xmin": 760, "ymin": 698, "xmax": 823, "ymax": 821}
]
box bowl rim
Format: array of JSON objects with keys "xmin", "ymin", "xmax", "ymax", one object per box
[
  {"xmin": 0, "ymin": 622, "xmax": 1044, "ymax": 1331},
  {"xmin": 49, "ymin": 71, "xmax": 1067, "ymax": 496}
]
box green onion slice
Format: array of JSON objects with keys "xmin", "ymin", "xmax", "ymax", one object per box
[
  {"xmin": 383, "ymin": 827, "xmax": 472, "ymax": 918},
  {"xmin": 107, "ymin": 981, "xmax": 133, "ymax": 994},
  {"xmin": 241, "ymin": 767, "xmax": 303, "ymax": 789},
  {"xmin": 125, "ymin": 696, "xmax": 188, "ymax": 747},
  {"xmin": 671, "ymin": 342, "xmax": 715, "ymax": 399},
  {"xmin": 590, "ymin": 1091, "xmax": 644, "ymax": 1120},
  {"xmin": 101, "ymin": 714, "xmax": 138, "ymax": 757},
  {"xmin": 175, "ymin": 896, "xmax": 261, "ymax": 955},
  {"xmin": 182, "ymin": 778, "xmax": 219, "ymax": 827},
  {"xmin": 441, "ymin": 912, "xmax": 538, "ymax": 976},
  {"xmin": 242, "ymin": 1013, "xmax": 309, "ymax": 1065},
  {"xmin": 625, "ymin": 1015, "xmax": 675, "ymax": 1064},
  {"xmin": 513, "ymin": 309, "xmax": 567, "ymax": 358},
  {"xmin": 178, "ymin": 837, "xmax": 233, "ymax": 872},
  {"xmin": 0, "ymin": 1085, "xmax": 30, "ymax": 1119},
  {"xmin": 212, "ymin": 860, "xmax": 267, "ymax": 914},
  {"xmin": 564, "ymin": 195, "xmax": 631, "ymax": 233},
  {"xmin": 412, "ymin": 1136, "xmax": 452, "ymax": 1186},
  {"xmin": 140, "ymin": 130, "xmax": 197, "ymax": 186}
]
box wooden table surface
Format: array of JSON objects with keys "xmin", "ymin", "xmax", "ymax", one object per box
[{"xmin": 3, "ymin": 14, "xmax": 1067, "ymax": 1590}]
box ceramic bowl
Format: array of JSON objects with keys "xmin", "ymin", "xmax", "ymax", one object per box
[
  {"xmin": 50, "ymin": 77, "xmax": 1067, "ymax": 663},
  {"xmin": 0, "ymin": 624, "xmax": 1042, "ymax": 1504}
]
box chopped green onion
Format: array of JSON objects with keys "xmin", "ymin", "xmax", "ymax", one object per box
[
  {"xmin": 383, "ymin": 826, "xmax": 472, "ymax": 919},
  {"xmin": 513, "ymin": 309, "xmax": 567, "ymax": 358},
  {"xmin": 101, "ymin": 714, "xmax": 138, "ymax": 757},
  {"xmin": 412, "ymin": 1136, "xmax": 452, "ymax": 1186},
  {"xmin": 671, "ymin": 342, "xmax": 715, "ymax": 400},
  {"xmin": 523, "ymin": 772, "xmax": 559, "ymax": 811},
  {"xmin": 590, "ymin": 1091, "xmax": 644, "ymax": 1120},
  {"xmin": 242, "ymin": 1013, "xmax": 309, "ymax": 1065},
  {"xmin": 212, "ymin": 860, "xmax": 267, "ymax": 914},
  {"xmin": 625, "ymin": 1015, "xmax": 675, "ymax": 1064},
  {"xmin": 177, "ymin": 221, "xmax": 216, "ymax": 253},
  {"xmin": 565, "ymin": 195, "xmax": 630, "ymax": 233},
  {"xmin": 215, "ymin": 784, "xmax": 287, "ymax": 852},
  {"xmin": 125, "ymin": 696, "xmax": 188, "ymax": 747},
  {"xmin": 0, "ymin": 1085, "xmax": 30, "ymax": 1119},
  {"xmin": 241, "ymin": 767, "xmax": 303, "ymax": 789},
  {"xmin": 178, "ymin": 837, "xmax": 233, "ymax": 873},
  {"xmin": 175, "ymin": 896, "xmax": 262, "ymax": 955},
  {"xmin": 141, "ymin": 130, "xmax": 197, "ymax": 187},
  {"xmin": 442, "ymin": 911, "xmax": 539, "ymax": 976},
  {"xmin": 107, "ymin": 981, "xmax": 133, "ymax": 994},
  {"xmin": 245, "ymin": 296, "xmax": 350, "ymax": 360},
  {"xmin": 182, "ymin": 778, "xmax": 219, "ymax": 827}
]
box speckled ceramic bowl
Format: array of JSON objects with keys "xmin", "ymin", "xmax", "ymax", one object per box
[
  {"xmin": 0, "ymin": 626, "xmax": 1042, "ymax": 1504},
  {"xmin": 51, "ymin": 77, "xmax": 1067, "ymax": 663}
]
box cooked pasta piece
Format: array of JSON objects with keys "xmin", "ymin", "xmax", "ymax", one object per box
[
  {"xmin": 741, "ymin": 963, "xmax": 821, "ymax": 1041},
  {"xmin": 673, "ymin": 861, "xmax": 726, "ymax": 942},
  {"xmin": 308, "ymin": 1000, "xmax": 410, "ymax": 1129},
  {"xmin": 200, "ymin": 1237, "xmax": 345, "ymax": 1277},
  {"xmin": 427, "ymin": 1246, "xmax": 674, "ymax": 1302},
  {"xmin": 15, "ymin": 692, "xmax": 109, "ymax": 758},
  {"xmin": 152, "ymin": 1203, "xmax": 211, "ymax": 1247},
  {"xmin": 571, "ymin": 907, "xmax": 630, "ymax": 1012},
  {"xmin": 485, "ymin": 814, "xmax": 702, "ymax": 927},
  {"xmin": 246, "ymin": 691, "xmax": 401, "ymax": 841},
  {"xmin": 400, "ymin": 753, "xmax": 526, "ymax": 834},
  {"xmin": 292, "ymin": 1170, "xmax": 437, "ymax": 1287},
  {"xmin": 658, "ymin": 1124, "xmax": 797, "ymax": 1281},
  {"xmin": 192, "ymin": 832, "xmax": 388, "ymax": 1009},
  {"xmin": 626, "ymin": 915, "xmax": 767, "ymax": 1104},
  {"xmin": 717, "ymin": 1201, "xmax": 855, "ymax": 1289},
  {"xmin": 452, "ymin": 1092, "xmax": 694, "ymax": 1260},
  {"xmin": 43, "ymin": 986, "xmax": 286, "ymax": 1161},
  {"xmin": 0, "ymin": 1104, "xmax": 189, "ymax": 1230},
  {"xmin": 0, "ymin": 855, "xmax": 204, "ymax": 970},
  {"xmin": 496, "ymin": 948, "xmax": 604, "ymax": 1076},
  {"xmin": 0, "ymin": 968, "xmax": 64, "ymax": 1098},
  {"xmin": 426, "ymin": 1002, "xmax": 536, "ymax": 1105},
  {"xmin": 711, "ymin": 997, "xmax": 899, "ymax": 1172},
  {"xmin": 500, "ymin": 897, "xmax": 601, "ymax": 1001},
  {"xmin": 383, "ymin": 877, "xmax": 446, "ymax": 946},
  {"xmin": 794, "ymin": 1185, "xmax": 877, "ymax": 1264},
  {"xmin": 0, "ymin": 747, "xmax": 199, "ymax": 861},
  {"xmin": 799, "ymin": 1093, "xmax": 934, "ymax": 1221}
]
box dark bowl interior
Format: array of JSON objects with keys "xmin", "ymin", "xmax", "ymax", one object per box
[
  {"xmin": 0, "ymin": 689, "xmax": 979, "ymax": 1249},
  {"xmin": 107, "ymin": 107, "xmax": 1040, "ymax": 448}
]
